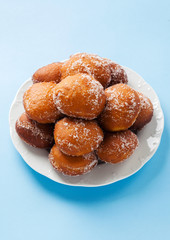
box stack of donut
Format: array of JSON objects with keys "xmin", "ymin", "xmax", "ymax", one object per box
[{"xmin": 16, "ymin": 53, "xmax": 153, "ymax": 176}]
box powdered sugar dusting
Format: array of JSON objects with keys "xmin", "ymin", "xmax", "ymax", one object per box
[
  {"xmin": 17, "ymin": 117, "xmax": 54, "ymax": 143},
  {"xmin": 102, "ymin": 84, "xmax": 140, "ymax": 125},
  {"xmin": 106, "ymin": 131, "xmax": 139, "ymax": 156},
  {"xmin": 23, "ymin": 82, "xmax": 61, "ymax": 123},
  {"xmin": 130, "ymin": 92, "xmax": 153, "ymax": 130},
  {"xmin": 70, "ymin": 52, "xmax": 111, "ymax": 69},
  {"xmin": 62, "ymin": 53, "xmax": 111, "ymax": 87},
  {"xmin": 81, "ymin": 74, "xmax": 105, "ymax": 111},
  {"xmin": 138, "ymin": 92, "xmax": 152, "ymax": 110},
  {"xmin": 53, "ymin": 73, "xmax": 106, "ymax": 119},
  {"xmin": 103, "ymin": 58, "xmax": 128, "ymax": 85},
  {"xmin": 97, "ymin": 130, "xmax": 139, "ymax": 163},
  {"xmin": 49, "ymin": 147, "xmax": 98, "ymax": 176},
  {"xmin": 55, "ymin": 118, "xmax": 103, "ymax": 155},
  {"xmin": 82, "ymin": 153, "xmax": 98, "ymax": 174}
]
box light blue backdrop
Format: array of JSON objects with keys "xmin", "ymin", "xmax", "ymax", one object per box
[{"xmin": 1, "ymin": 0, "xmax": 170, "ymax": 239}]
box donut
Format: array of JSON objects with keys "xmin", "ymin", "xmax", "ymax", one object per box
[
  {"xmin": 49, "ymin": 145, "xmax": 98, "ymax": 176},
  {"xmin": 130, "ymin": 92, "xmax": 153, "ymax": 131},
  {"xmin": 109, "ymin": 62, "xmax": 128, "ymax": 85},
  {"xmin": 61, "ymin": 53, "xmax": 111, "ymax": 88},
  {"xmin": 99, "ymin": 84, "xmax": 141, "ymax": 131},
  {"xmin": 23, "ymin": 82, "xmax": 62, "ymax": 124},
  {"xmin": 15, "ymin": 113, "xmax": 54, "ymax": 148},
  {"xmin": 96, "ymin": 130, "xmax": 138, "ymax": 163},
  {"xmin": 103, "ymin": 59, "xmax": 128, "ymax": 85},
  {"xmin": 53, "ymin": 73, "xmax": 106, "ymax": 119},
  {"xmin": 32, "ymin": 62, "xmax": 63, "ymax": 84},
  {"xmin": 54, "ymin": 117, "xmax": 104, "ymax": 156}
]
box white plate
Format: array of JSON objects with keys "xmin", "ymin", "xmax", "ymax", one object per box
[{"xmin": 9, "ymin": 67, "xmax": 164, "ymax": 187}]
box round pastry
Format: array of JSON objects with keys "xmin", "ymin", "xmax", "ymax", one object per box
[
  {"xmin": 23, "ymin": 82, "xmax": 62, "ymax": 124},
  {"xmin": 49, "ymin": 145, "xmax": 98, "ymax": 176},
  {"xmin": 53, "ymin": 73, "xmax": 106, "ymax": 119},
  {"xmin": 61, "ymin": 53, "xmax": 111, "ymax": 88},
  {"xmin": 103, "ymin": 58, "xmax": 128, "ymax": 85},
  {"xmin": 96, "ymin": 130, "xmax": 138, "ymax": 163},
  {"xmin": 32, "ymin": 62, "xmax": 63, "ymax": 84},
  {"xmin": 99, "ymin": 84, "xmax": 141, "ymax": 131},
  {"xmin": 54, "ymin": 117, "xmax": 104, "ymax": 156},
  {"xmin": 131, "ymin": 92, "xmax": 153, "ymax": 131},
  {"xmin": 109, "ymin": 61, "xmax": 128, "ymax": 85},
  {"xmin": 15, "ymin": 113, "xmax": 54, "ymax": 148}
]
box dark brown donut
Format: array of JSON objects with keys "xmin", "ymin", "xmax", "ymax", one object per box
[{"xmin": 15, "ymin": 113, "xmax": 54, "ymax": 148}]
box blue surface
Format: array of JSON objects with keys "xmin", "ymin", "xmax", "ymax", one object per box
[{"xmin": 1, "ymin": 0, "xmax": 170, "ymax": 239}]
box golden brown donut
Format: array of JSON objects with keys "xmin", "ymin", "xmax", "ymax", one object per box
[
  {"xmin": 53, "ymin": 73, "xmax": 106, "ymax": 120},
  {"xmin": 49, "ymin": 145, "xmax": 98, "ymax": 176},
  {"xmin": 54, "ymin": 117, "xmax": 104, "ymax": 156},
  {"xmin": 15, "ymin": 113, "xmax": 54, "ymax": 148},
  {"xmin": 130, "ymin": 92, "xmax": 153, "ymax": 131},
  {"xmin": 96, "ymin": 130, "xmax": 138, "ymax": 163},
  {"xmin": 61, "ymin": 53, "xmax": 111, "ymax": 88},
  {"xmin": 99, "ymin": 84, "xmax": 141, "ymax": 131},
  {"xmin": 23, "ymin": 82, "xmax": 62, "ymax": 124},
  {"xmin": 32, "ymin": 62, "xmax": 63, "ymax": 84}
]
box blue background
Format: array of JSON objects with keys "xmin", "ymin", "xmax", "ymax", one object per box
[{"xmin": 1, "ymin": 0, "xmax": 170, "ymax": 239}]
